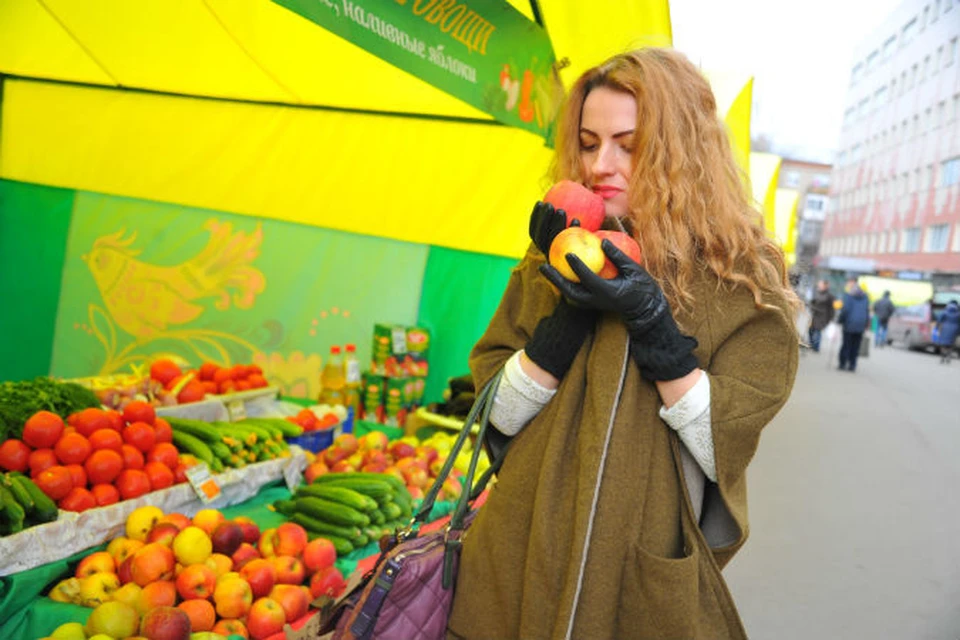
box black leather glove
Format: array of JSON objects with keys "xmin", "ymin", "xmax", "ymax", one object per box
[
  {"xmin": 529, "ymin": 201, "xmax": 581, "ymax": 255},
  {"xmin": 524, "ymin": 298, "xmax": 597, "ymax": 380},
  {"xmin": 539, "ymin": 239, "xmax": 699, "ymax": 381}
]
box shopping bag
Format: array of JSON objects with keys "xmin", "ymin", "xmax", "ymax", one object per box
[
  {"xmin": 859, "ymin": 334, "xmax": 870, "ymax": 358},
  {"xmin": 320, "ymin": 370, "xmax": 505, "ymax": 640}
]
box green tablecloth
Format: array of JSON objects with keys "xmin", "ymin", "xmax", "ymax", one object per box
[{"xmin": 0, "ymin": 480, "xmax": 457, "ymax": 639}]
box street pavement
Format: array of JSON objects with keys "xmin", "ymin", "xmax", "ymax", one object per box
[{"xmin": 723, "ymin": 331, "xmax": 960, "ymax": 639}]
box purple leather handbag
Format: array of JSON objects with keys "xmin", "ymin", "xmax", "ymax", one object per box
[{"xmin": 324, "ymin": 371, "xmax": 504, "ymax": 640}]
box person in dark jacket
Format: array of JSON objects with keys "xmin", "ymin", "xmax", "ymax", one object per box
[
  {"xmin": 807, "ymin": 279, "xmax": 836, "ymax": 352},
  {"xmin": 935, "ymin": 300, "xmax": 960, "ymax": 364},
  {"xmin": 872, "ymin": 290, "xmax": 895, "ymax": 347},
  {"xmin": 836, "ymin": 278, "xmax": 870, "ymax": 372}
]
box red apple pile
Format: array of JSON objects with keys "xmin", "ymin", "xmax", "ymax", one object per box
[{"xmin": 47, "ymin": 504, "xmax": 346, "ymax": 639}]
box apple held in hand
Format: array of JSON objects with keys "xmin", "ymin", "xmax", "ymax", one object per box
[
  {"xmin": 594, "ymin": 231, "xmax": 642, "ymax": 278},
  {"xmin": 544, "ymin": 180, "xmax": 605, "ymax": 232},
  {"xmin": 548, "ymin": 228, "xmax": 606, "ymax": 282}
]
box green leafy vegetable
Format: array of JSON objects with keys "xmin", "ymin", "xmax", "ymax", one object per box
[{"xmin": 0, "ymin": 377, "xmax": 100, "ymax": 441}]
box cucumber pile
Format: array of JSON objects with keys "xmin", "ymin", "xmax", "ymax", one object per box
[
  {"xmin": 0, "ymin": 471, "xmax": 59, "ymax": 535},
  {"xmin": 165, "ymin": 417, "xmax": 302, "ymax": 472},
  {"xmin": 273, "ymin": 472, "xmax": 414, "ymax": 556}
]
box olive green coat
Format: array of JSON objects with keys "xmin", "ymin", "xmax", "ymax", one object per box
[{"xmin": 447, "ymin": 246, "xmax": 798, "ymax": 640}]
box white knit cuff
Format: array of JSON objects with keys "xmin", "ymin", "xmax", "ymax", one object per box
[
  {"xmin": 488, "ymin": 350, "xmax": 556, "ymax": 436},
  {"xmin": 658, "ymin": 372, "xmax": 717, "ymax": 482}
]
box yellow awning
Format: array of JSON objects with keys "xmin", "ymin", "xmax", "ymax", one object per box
[
  {"xmin": 774, "ymin": 187, "xmax": 800, "ymax": 268},
  {"xmin": 749, "ymin": 152, "xmax": 782, "ymax": 233}
]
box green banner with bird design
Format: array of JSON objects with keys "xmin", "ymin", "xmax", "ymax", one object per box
[{"xmin": 50, "ymin": 191, "xmax": 429, "ymax": 401}]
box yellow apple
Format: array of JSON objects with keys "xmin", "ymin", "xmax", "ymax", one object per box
[
  {"xmin": 548, "ymin": 227, "xmax": 605, "ymax": 282},
  {"xmin": 126, "ymin": 505, "xmax": 164, "ymax": 542}
]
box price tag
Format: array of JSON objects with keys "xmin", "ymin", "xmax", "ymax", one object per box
[
  {"xmin": 226, "ymin": 399, "xmax": 247, "ymax": 421},
  {"xmin": 184, "ymin": 463, "xmax": 222, "ymax": 504},
  {"xmin": 283, "ymin": 447, "xmax": 307, "ymax": 493}
]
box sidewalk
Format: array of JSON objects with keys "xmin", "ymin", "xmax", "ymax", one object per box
[{"xmin": 723, "ymin": 341, "xmax": 960, "ymax": 639}]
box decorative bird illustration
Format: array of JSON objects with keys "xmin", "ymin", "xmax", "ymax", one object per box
[{"xmin": 82, "ymin": 219, "xmax": 266, "ymax": 339}]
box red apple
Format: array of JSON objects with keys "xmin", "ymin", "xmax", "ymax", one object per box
[
  {"xmin": 549, "ymin": 227, "xmax": 605, "ymax": 282},
  {"xmin": 268, "ymin": 583, "xmax": 309, "ymax": 623},
  {"xmin": 387, "ymin": 441, "xmax": 416, "ymax": 459},
  {"xmin": 139, "ymin": 605, "xmax": 191, "ymax": 640},
  {"xmin": 118, "ymin": 556, "xmax": 134, "ymax": 585},
  {"xmin": 239, "ymin": 558, "xmax": 277, "ymax": 599},
  {"xmin": 414, "ymin": 446, "xmax": 438, "ymax": 465},
  {"xmin": 233, "ymin": 516, "xmax": 261, "ymax": 545},
  {"xmin": 594, "ymin": 230, "xmax": 642, "ymax": 278},
  {"xmin": 301, "ymin": 538, "xmax": 336, "ymax": 574},
  {"xmin": 332, "ymin": 434, "xmax": 358, "ymax": 454},
  {"xmin": 246, "ymin": 596, "xmax": 286, "ymax": 640},
  {"xmin": 309, "ymin": 566, "xmax": 347, "ymax": 599},
  {"xmin": 175, "ymin": 563, "xmax": 217, "ymax": 600},
  {"xmin": 303, "ymin": 461, "xmax": 329, "ymax": 484},
  {"xmin": 330, "ymin": 460, "xmax": 356, "ymax": 473},
  {"xmin": 230, "ymin": 542, "xmax": 260, "ymax": 570},
  {"xmin": 210, "ymin": 521, "xmax": 244, "ymax": 557},
  {"xmin": 268, "ymin": 555, "xmax": 305, "ymax": 585},
  {"xmin": 543, "ymin": 180, "xmax": 605, "ymax": 232},
  {"xmin": 146, "ymin": 523, "xmax": 181, "ymax": 548}
]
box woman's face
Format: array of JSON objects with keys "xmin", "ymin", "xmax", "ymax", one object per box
[{"xmin": 579, "ymin": 86, "xmax": 637, "ymax": 218}]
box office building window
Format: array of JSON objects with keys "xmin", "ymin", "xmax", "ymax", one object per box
[
  {"xmin": 927, "ymin": 224, "xmax": 949, "ymax": 252},
  {"xmin": 925, "ymin": 107, "xmax": 933, "ymax": 132},
  {"xmin": 950, "ymin": 38, "xmax": 958, "ymax": 66},
  {"xmin": 866, "ymin": 50, "xmax": 880, "ymax": 72},
  {"xmin": 884, "ymin": 35, "xmax": 897, "ymax": 59},
  {"xmin": 910, "ymin": 63, "xmax": 918, "ymax": 88},
  {"xmin": 937, "ymin": 101, "xmax": 946, "ymax": 128},
  {"xmin": 954, "ymin": 95, "xmax": 960, "ymax": 122},
  {"xmin": 953, "ymin": 224, "xmax": 960, "ymax": 252},
  {"xmin": 902, "ymin": 18, "xmax": 917, "ymax": 45},
  {"xmin": 934, "ymin": 0, "xmax": 941, "ymax": 20},
  {"xmin": 890, "ymin": 230, "xmax": 899, "ymax": 252},
  {"xmin": 942, "ymin": 157, "xmax": 960, "ymax": 187},
  {"xmin": 922, "ymin": 5, "xmax": 929, "ymax": 28},
  {"xmin": 858, "ymin": 98, "xmax": 870, "ymax": 119},
  {"xmin": 937, "ymin": 46, "xmax": 944, "ymax": 73},
  {"xmin": 904, "ymin": 228, "xmax": 921, "ymax": 252}
]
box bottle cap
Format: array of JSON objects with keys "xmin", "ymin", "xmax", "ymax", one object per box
[
  {"xmin": 345, "ymin": 343, "xmax": 356, "ymax": 353},
  {"xmin": 330, "ymin": 345, "xmax": 341, "ymax": 355}
]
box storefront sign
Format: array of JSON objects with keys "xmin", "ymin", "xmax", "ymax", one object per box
[{"xmin": 272, "ymin": 0, "xmax": 562, "ymax": 141}]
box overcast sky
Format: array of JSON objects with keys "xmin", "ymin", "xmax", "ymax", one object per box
[{"xmin": 670, "ymin": 0, "xmax": 904, "ymax": 164}]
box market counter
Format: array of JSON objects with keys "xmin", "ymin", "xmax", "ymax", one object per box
[{"xmin": 0, "ymin": 480, "xmax": 460, "ymax": 639}]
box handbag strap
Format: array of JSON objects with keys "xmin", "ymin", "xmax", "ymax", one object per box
[{"xmin": 409, "ymin": 369, "xmax": 504, "ymax": 527}]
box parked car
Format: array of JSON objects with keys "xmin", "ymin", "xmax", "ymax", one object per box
[{"xmin": 886, "ymin": 291, "xmax": 960, "ymax": 351}]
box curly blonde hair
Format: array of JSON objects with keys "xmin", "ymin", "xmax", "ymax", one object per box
[{"xmin": 551, "ymin": 48, "xmax": 800, "ymax": 316}]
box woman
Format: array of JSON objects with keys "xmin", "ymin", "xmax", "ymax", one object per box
[
  {"xmin": 935, "ymin": 300, "xmax": 960, "ymax": 363},
  {"xmin": 448, "ymin": 48, "xmax": 800, "ymax": 640}
]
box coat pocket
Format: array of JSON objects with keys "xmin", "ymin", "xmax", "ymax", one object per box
[{"xmin": 616, "ymin": 535, "xmax": 701, "ymax": 639}]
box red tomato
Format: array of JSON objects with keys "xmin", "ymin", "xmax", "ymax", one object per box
[
  {"xmin": 144, "ymin": 461, "xmax": 174, "ymax": 490},
  {"xmin": 153, "ymin": 418, "xmax": 173, "ymax": 444},
  {"xmin": 122, "ymin": 422, "xmax": 156, "ymax": 453},
  {"xmin": 70, "ymin": 408, "xmax": 112, "ymax": 438},
  {"xmin": 198, "ymin": 362, "xmax": 219, "ymax": 381},
  {"xmin": 218, "ymin": 380, "xmax": 237, "ymax": 395},
  {"xmin": 28, "ymin": 449, "xmax": 58, "ymax": 476},
  {"xmin": 234, "ymin": 380, "xmax": 252, "ymax": 392},
  {"xmin": 116, "ymin": 469, "xmax": 151, "ymax": 500},
  {"xmin": 212, "ymin": 368, "xmax": 234, "ymax": 385},
  {"xmin": 58, "ymin": 487, "xmax": 97, "ymax": 512},
  {"xmin": 147, "ymin": 443, "xmax": 179, "ymax": 470},
  {"xmin": 64, "ymin": 463, "xmax": 87, "ymax": 489},
  {"xmin": 122, "ymin": 401, "xmax": 156, "ymax": 427},
  {"xmin": 84, "ymin": 449, "xmax": 124, "ymax": 485},
  {"xmin": 150, "ymin": 358, "xmax": 183, "ymax": 386},
  {"xmin": 248, "ymin": 364, "xmax": 263, "ymax": 376},
  {"xmin": 104, "ymin": 410, "xmax": 125, "ymax": 432},
  {"xmin": 177, "ymin": 382, "xmax": 207, "ymax": 404},
  {"xmin": 88, "ymin": 429, "xmax": 123, "ymax": 453},
  {"xmin": 200, "ymin": 381, "xmax": 218, "ymax": 395},
  {"xmin": 173, "ymin": 463, "xmax": 189, "ymax": 485},
  {"xmin": 22, "ymin": 411, "xmax": 64, "ymax": 449},
  {"xmin": 0, "ymin": 439, "xmax": 31, "ymax": 472},
  {"xmin": 91, "ymin": 483, "xmax": 120, "ymax": 506},
  {"xmin": 121, "ymin": 444, "xmax": 145, "ymax": 470},
  {"xmin": 34, "ymin": 465, "xmax": 74, "ymax": 501},
  {"xmin": 247, "ymin": 374, "xmax": 268, "ymax": 388},
  {"xmin": 54, "ymin": 432, "xmax": 92, "ymax": 465}
]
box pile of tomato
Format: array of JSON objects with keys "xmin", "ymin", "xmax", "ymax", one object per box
[{"xmin": 0, "ymin": 401, "xmax": 189, "ymax": 512}]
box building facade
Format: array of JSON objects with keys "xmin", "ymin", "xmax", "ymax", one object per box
[
  {"xmin": 821, "ymin": 0, "xmax": 960, "ymax": 283},
  {"xmin": 780, "ymin": 158, "xmax": 833, "ymax": 276}
]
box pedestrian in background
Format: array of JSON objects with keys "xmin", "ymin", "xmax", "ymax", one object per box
[
  {"xmin": 807, "ymin": 279, "xmax": 836, "ymax": 353},
  {"xmin": 872, "ymin": 290, "xmax": 895, "ymax": 348},
  {"xmin": 934, "ymin": 300, "xmax": 960, "ymax": 364},
  {"xmin": 837, "ymin": 278, "xmax": 870, "ymax": 372}
]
